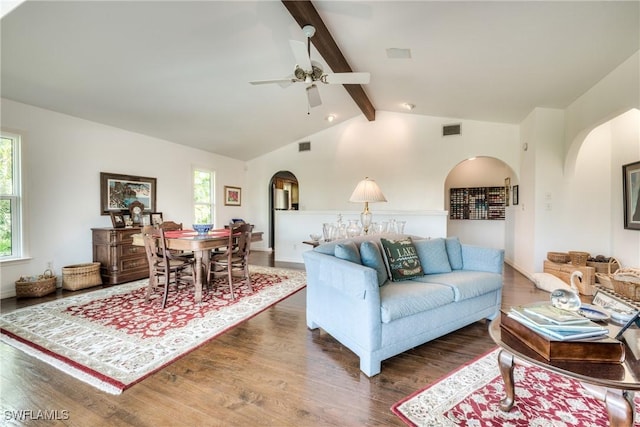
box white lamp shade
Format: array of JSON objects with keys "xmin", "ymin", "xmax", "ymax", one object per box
[{"xmin": 349, "ymin": 177, "xmax": 387, "ymax": 203}]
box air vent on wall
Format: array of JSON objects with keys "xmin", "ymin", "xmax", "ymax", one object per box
[
  {"xmin": 443, "ymin": 124, "xmax": 461, "ymax": 136},
  {"xmin": 298, "ymin": 141, "xmax": 311, "ymax": 152}
]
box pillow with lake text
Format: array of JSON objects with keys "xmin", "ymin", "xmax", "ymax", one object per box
[{"xmin": 380, "ymin": 237, "xmax": 423, "ymax": 281}]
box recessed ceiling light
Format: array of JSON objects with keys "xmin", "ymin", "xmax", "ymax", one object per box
[
  {"xmin": 325, "ymin": 114, "xmax": 336, "ymax": 122},
  {"xmin": 402, "ymin": 103, "xmax": 415, "ymax": 111}
]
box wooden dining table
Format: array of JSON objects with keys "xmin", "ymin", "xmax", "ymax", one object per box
[{"xmin": 151, "ymin": 228, "xmax": 263, "ymax": 304}]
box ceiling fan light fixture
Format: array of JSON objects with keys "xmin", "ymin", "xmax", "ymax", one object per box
[{"xmin": 302, "ymin": 25, "xmax": 316, "ymax": 39}]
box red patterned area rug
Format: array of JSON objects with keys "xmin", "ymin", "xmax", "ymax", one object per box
[
  {"xmin": 0, "ymin": 266, "xmax": 305, "ymax": 395},
  {"xmin": 392, "ymin": 348, "xmax": 640, "ymax": 427}
]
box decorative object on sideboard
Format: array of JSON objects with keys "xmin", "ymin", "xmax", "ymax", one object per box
[
  {"xmin": 100, "ymin": 172, "xmax": 156, "ymax": 215},
  {"xmin": 622, "ymin": 160, "xmax": 640, "ymax": 230},
  {"xmin": 349, "ymin": 177, "xmax": 387, "ymax": 234},
  {"xmin": 128, "ymin": 200, "xmax": 145, "ymax": 225},
  {"xmin": 110, "ymin": 211, "xmax": 126, "ymax": 228}
]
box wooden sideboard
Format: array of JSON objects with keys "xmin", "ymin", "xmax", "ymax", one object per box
[{"xmin": 92, "ymin": 227, "xmax": 149, "ymax": 285}]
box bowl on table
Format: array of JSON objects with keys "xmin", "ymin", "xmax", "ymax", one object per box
[
  {"xmin": 310, "ymin": 233, "xmax": 321, "ymax": 242},
  {"xmin": 193, "ymin": 224, "xmax": 213, "ymax": 235}
]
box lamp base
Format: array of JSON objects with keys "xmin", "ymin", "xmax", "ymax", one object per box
[{"xmin": 361, "ymin": 211, "xmax": 372, "ymax": 235}]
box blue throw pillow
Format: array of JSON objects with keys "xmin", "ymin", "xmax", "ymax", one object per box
[
  {"xmin": 445, "ymin": 236, "xmax": 463, "ymax": 270},
  {"xmin": 380, "ymin": 237, "xmax": 423, "ymax": 281},
  {"xmin": 334, "ymin": 241, "xmax": 361, "ymax": 264},
  {"xmin": 360, "ymin": 241, "xmax": 388, "ymax": 286},
  {"xmin": 414, "ymin": 238, "xmax": 452, "ymax": 274}
]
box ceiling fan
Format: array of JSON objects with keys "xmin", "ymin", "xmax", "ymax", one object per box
[{"xmin": 249, "ymin": 25, "xmax": 370, "ymax": 108}]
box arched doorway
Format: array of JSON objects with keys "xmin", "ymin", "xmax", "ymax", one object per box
[
  {"xmin": 268, "ymin": 171, "xmax": 299, "ymax": 249},
  {"xmin": 444, "ymin": 156, "xmax": 516, "ymax": 250}
]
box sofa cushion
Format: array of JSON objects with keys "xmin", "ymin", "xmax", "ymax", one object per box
[
  {"xmin": 334, "ymin": 241, "xmax": 361, "ymax": 264},
  {"xmin": 380, "ymin": 237, "xmax": 424, "ymax": 281},
  {"xmin": 414, "ymin": 238, "xmax": 452, "ymax": 274},
  {"xmin": 413, "ymin": 270, "xmax": 502, "ymax": 302},
  {"xmin": 360, "ymin": 241, "xmax": 388, "ymax": 286},
  {"xmin": 379, "ymin": 281, "xmax": 454, "ymax": 323},
  {"xmin": 461, "ymin": 245, "xmax": 504, "ymax": 273},
  {"xmin": 445, "ymin": 237, "xmax": 463, "ymax": 270}
]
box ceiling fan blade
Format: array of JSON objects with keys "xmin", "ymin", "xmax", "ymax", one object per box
[
  {"xmin": 249, "ymin": 78, "xmax": 294, "ymax": 88},
  {"xmin": 289, "ymin": 39, "xmax": 312, "ymax": 72},
  {"xmin": 322, "ymin": 72, "xmax": 370, "ymax": 85},
  {"xmin": 306, "ymin": 84, "xmax": 322, "ymax": 108}
]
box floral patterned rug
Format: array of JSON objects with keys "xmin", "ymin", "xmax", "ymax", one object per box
[
  {"xmin": 392, "ymin": 348, "xmax": 640, "ymax": 427},
  {"xmin": 0, "ymin": 266, "xmax": 306, "ymax": 395}
]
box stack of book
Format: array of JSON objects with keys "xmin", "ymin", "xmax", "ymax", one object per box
[
  {"xmin": 508, "ymin": 303, "xmax": 609, "ymax": 340},
  {"xmin": 501, "ymin": 302, "xmax": 625, "ymax": 363}
]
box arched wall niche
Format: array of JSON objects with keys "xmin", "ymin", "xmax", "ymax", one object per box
[{"xmin": 444, "ymin": 156, "xmax": 516, "ymax": 250}]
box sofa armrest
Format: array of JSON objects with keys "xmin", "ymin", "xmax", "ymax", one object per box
[
  {"xmin": 303, "ymin": 250, "xmax": 381, "ymax": 301},
  {"xmin": 461, "ymin": 244, "xmax": 505, "ymax": 274}
]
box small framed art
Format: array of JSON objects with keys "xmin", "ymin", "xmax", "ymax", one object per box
[
  {"xmin": 513, "ymin": 185, "xmax": 519, "ymax": 206},
  {"xmin": 110, "ymin": 212, "xmax": 126, "ymax": 228},
  {"xmin": 151, "ymin": 212, "xmax": 163, "ymax": 226},
  {"xmin": 224, "ymin": 186, "xmax": 241, "ymax": 206},
  {"xmin": 622, "ymin": 160, "xmax": 640, "ymax": 230}
]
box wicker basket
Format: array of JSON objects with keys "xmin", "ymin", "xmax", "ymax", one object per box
[
  {"xmin": 611, "ymin": 268, "xmax": 640, "ymax": 301},
  {"xmin": 568, "ymin": 251, "xmax": 590, "ymax": 266},
  {"xmin": 547, "ymin": 252, "xmax": 570, "ymax": 263},
  {"xmin": 15, "ymin": 269, "xmax": 57, "ymax": 298},
  {"xmin": 62, "ymin": 262, "xmax": 102, "ymax": 291},
  {"xmin": 587, "ymin": 257, "xmax": 620, "ymax": 275},
  {"xmin": 591, "ymin": 258, "xmax": 620, "ymax": 290}
]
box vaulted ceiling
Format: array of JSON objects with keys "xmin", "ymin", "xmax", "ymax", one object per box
[{"xmin": 1, "ymin": 1, "xmax": 638, "ymax": 160}]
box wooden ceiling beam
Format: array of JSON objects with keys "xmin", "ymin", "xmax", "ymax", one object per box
[{"xmin": 281, "ymin": 0, "xmax": 375, "ymax": 121}]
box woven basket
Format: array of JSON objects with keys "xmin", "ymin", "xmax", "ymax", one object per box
[
  {"xmin": 62, "ymin": 262, "xmax": 102, "ymax": 291},
  {"xmin": 587, "ymin": 258, "xmax": 620, "ymax": 275},
  {"xmin": 591, "ymin": 258, "xmax": 620, "ymax": 290},
  {"xmin": 611, "ymin": 268, "xmax": 640, "ymax": 301},
  {"xmin": 568, "ymin": 251, "xmax": 590, "ymax": 266},
  {"xmin": 15, "ymin": 269, "xmax": 57, "ymax": 298},
  {"xmin": 547, "ymin": 252, "xmax": 570, "ymax": 263}
]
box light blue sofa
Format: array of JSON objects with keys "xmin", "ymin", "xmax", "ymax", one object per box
[{"xmin": 302, "ymin": 234, "xmax": 504, "ymax": 376}]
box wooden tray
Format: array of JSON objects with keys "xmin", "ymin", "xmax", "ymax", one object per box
[{"xmin": 500, "ymin": 311, "xmax": 624, "ymax": 363}]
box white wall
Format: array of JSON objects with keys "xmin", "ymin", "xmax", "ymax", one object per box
[
  {"xmin": 247, "ymin": 111, "xmax": 521, "ymax": 253},
  {"xmin": 0, "ymin": 99, "xmax": 248, "ymax": 298}
]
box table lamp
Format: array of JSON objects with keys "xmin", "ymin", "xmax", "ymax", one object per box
[{"xmin": 349, "ymin": 177, "xmax": 387, "ymax": 234}]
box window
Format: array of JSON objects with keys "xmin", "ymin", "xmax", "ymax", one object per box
[
  {"xmin": 0, "ymin": 132, "xmax": 22, "ymax": 259},
  {"xmin": 193, "ymin": 168, "xmax": 215, "ymax": 225}
]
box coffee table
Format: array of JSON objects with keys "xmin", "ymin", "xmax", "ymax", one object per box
[{"xmin": 489, "ymin": 317, "xmax": 640, "ymax": 427}]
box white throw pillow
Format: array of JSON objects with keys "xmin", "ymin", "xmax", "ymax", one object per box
[{"xmin": 531, "ymin": 272, "xmax": 572, "ymax": 293}]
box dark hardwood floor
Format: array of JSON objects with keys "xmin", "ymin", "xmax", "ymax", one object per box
[{"xmin": 0, "ymin": 252, "xmax": 548, "ymax": 426}]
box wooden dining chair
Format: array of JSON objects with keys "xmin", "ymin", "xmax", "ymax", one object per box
[
  {"xmin": 209, "ymin": 223, "xmax": 253, "ymax": 299},
  {"xmin": 141, "ymin": 225, "xmax": 195, "ymax": 308},
  {"xmin": 159, "ymin": 221, "xmax": 183, "ymax": 231}
]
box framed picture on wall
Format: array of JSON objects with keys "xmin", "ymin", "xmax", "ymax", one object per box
[
  {"xmin": 504, "ymin": 177, "xmax": 511, "ymax": 207},
  {"xmin": 623, "ymin": 160, "xmax": 640, "ymax": 230},
  {"xmin": 224, "ymin": 186, "xmax": 241, "ymax": 206},
  {"xmin": 513, "ymin": 185, "xmax": 519, "ymax": 206},
  {"xmin": 100, "ymin": 172, "xmax": 157, "ymax": 215}
]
